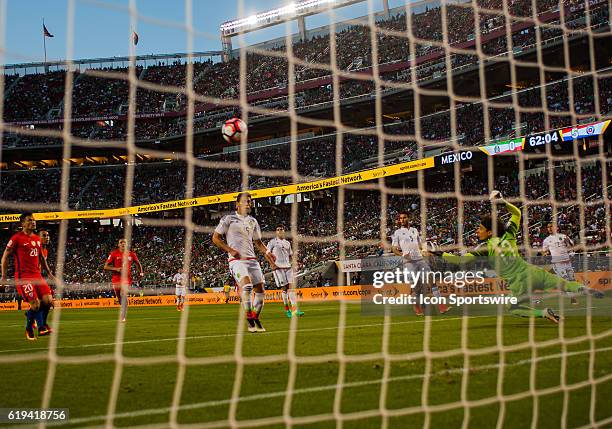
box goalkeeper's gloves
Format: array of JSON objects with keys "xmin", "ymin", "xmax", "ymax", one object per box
[{"xmin": 489, "ymin": 190, "xmax": 504, "ymax": 202}]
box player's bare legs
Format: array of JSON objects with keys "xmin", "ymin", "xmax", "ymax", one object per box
[
  {"xmin": 287, "ymin": 284, "xmax": 303, "ymax": 317},
  {"xmin": 39, "ymin": 293, "xmax": 54, "ymax": 334},
  {"xmin": 114, "ymin": 283, "xmax": 128, "ymax": 322},
  {"xmin": 252, "ymin": 282, "xmax": 266, "ymax": 332},
  {"xmin": 24, "ymin": 297, "xmax": 41, "ymax": 340},
  {"xmin": 238, "ymin": 275, "xmax": 257, "ymax": 332}
]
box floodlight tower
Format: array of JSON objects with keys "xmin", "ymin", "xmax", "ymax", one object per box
[{"xmin": 219, "ymin": 0, "xmax": 381, "ymax": 62}]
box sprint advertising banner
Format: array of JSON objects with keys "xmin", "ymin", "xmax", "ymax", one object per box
[{"xmin": 1, "ymin": 271, "xmax": 609, "ymax": 311}]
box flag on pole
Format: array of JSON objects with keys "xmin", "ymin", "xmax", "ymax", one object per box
[
  {"xmin": 132, "ymin": 31, "xmax": 139, "ymax": 45},
  {"xmin": 43, "ymin": 24, "xmax": 54, "ymax": 38}
]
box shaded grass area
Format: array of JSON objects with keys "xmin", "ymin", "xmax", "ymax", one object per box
[{"xmin": 0, "ymin": 298, "xmax": 610, "ymax": 428}]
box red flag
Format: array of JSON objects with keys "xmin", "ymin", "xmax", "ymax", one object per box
[
  {"xmin": 43, "ymin": 24, "xmax": 54, "ymax": 38},
  {"xmin": 132, "ymin": 31, "xmax": 139, "ymax": 46}
]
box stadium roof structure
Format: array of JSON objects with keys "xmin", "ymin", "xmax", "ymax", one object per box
[
  {"xmin": 220, "ymin": 0, "xmax": 369, "ymax": 36},
  {"xmin": 3, "ymin": 51, "xmax": 223, "ymax": 75},
  {"xmin": 219, "ymin": 0, "xmax": 376, "ymax": 60}
]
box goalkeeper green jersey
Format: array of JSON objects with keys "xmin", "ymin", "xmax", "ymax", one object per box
[{"xmin": 443, "ymin": 202, "xmax": 529, "ymax": 283}]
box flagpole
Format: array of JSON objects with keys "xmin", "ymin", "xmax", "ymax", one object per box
[{"xmin": 43, "ymin": 18, "xmax": 48, "ymax": 72}]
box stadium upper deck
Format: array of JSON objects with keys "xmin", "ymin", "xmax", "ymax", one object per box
[{"xmin": 1, "ymin": 0, "xmax": 609, "ymax": 162}]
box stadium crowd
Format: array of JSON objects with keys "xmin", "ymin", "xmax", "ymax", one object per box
[
  {"xmin": 0, "ymin": 0, "xmax": 610, "ymax": 299},
  {"xmin": 2, "ymin": 0, "xmax": 609, "ymax": 146},
  {"xmin": 0, "ymin": 158, "xmax": 608, "ymax": 298}
]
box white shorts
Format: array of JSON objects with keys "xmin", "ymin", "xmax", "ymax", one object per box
[
  {"xmin": 272, "ymin": 267, "xmax": 294, "ymax": 288},
  {"xmin": 552, "ymin": 261, "xmax": 575, "ymax": 281},
  {"xmin": 175, "ymin": 287, "xmax": 186, "ymax": 297},
  {"xmin": 229, "ymin": 259, "xmax": 265, "ymax": 286}
]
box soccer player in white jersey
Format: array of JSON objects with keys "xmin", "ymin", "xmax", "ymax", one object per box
[
  {"xmin": 542, "ymin": 222, "xmax": 578, "ymax": 305},
  {"xmin": 391, "ymin": 212, "xmax": 449, "ymax": 315},
  {"xmin": 267, "ymin": 225, "xmax": 304, "ymax": 318},
  {"xmin": 212, "ymin": 192, "xmax": 276, "ymax": 333},
  {"xmin": 173, "ymin": 267, "xmax": 187, "ymax": 311}
]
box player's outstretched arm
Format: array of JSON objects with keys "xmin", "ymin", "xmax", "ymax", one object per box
[
  {"xmin": 490, "ymin": 190, "xmax": 521, "ymax": 234},
  {"xmin": 490, "ymin": 190, "xmax": 520, "ymax": 220},
  {"xmin": 1, "ymin": 246, "xmax": 13, "ymax": 284}
]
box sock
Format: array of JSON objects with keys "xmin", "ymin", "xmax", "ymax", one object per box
[
  {"xmin": 288, "ymin": 290, "xmax": 298, "ymax": 311},
  {"xmin": 35, "ymin": 310, "xmax": 45, "ymax": 331},
  {"xmin": 42, "ymin": 303, "xmax": 50, "ymax": 326},
  {"xmin": 282, "ymin": 290, "xmax": 289, "ymax": 309},
  {"xmin": 253, "ymin": 292, "xmax": 265, "ymax": 316},
  {"xmin": 25, "ymin": 309, "xmax": 35, "ymax": 329},
  {"xmin": 120, "ymin": 294, "xmax": 128, "ymax": 320},
  {"xmin": 241, "ymin": 284, "xmax": 253, "ymax": 317}
]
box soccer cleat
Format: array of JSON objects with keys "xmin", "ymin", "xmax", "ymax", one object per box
[
  {"xmin": 38, "ymin": 327, "xmax": 51, "ymax": 336},
  {"xmin": 438, "ymin": 304, "xmax": 451, "ymax": 314},
  {"xmin": 121, "ymin": 318, "xmax": 126, "ymax": 323},
  {"xmin": 543, "ymin": 308, "xmax": 561, "ymax": 324},
  {"xmin": 253, "ymin": 318, "xmax": 266, "ymax": 333},
  {"xmin": 286, "ymin": 310, "xmax": 293, "ymax": 318},
  {"xmin": 570, "ymin": 297, "xmax": 578, "ymax": 305},
  {"xmin": 293, "ymin": 310, "xmax": 305, "ymax": 317},
  {"xmin": 43, "ymin": 325, "xmax": 53, "ymax": 334},
  {"xmin": 25, "ymin": 327, "xmax": 36, "ymax": 341},
  {"xmin": 246, "ymin": 317, "xmax": 257, "ymax": 333}
]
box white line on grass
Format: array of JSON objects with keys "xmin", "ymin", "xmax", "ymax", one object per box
[
  {"xmin": 41, "ymin": 345, "xmax": 612, "ymax": 427},
  {"xmin": 0, "ymin": 306, "xmax": 336, "ymax": 328},
  {"xmin": 0, "ymin": 315, "xmax": 488, "ymax": 354}
]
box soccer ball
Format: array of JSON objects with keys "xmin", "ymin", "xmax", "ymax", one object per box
[{"xmin": 221, "ymin": 118, "xmax": 247, "ymax": 144}]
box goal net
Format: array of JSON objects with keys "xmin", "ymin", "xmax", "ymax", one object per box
[{"xmin": 0, "ymin": 0, "xmax": 611, "ymax": 427}]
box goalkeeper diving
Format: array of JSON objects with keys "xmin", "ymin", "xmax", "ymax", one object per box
[{"xmin": 440, "ymin": 190, "xmax": 604, "ymax": 323}]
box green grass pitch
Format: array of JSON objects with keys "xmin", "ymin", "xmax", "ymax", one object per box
[{"xmin": 0, "ymin": 300, "xmax": 611, "ymax": 428}]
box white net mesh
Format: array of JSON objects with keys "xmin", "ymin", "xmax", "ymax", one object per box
[{"xmin": 0, "ymin": 0, "xmax": 611, "ymax": 427}]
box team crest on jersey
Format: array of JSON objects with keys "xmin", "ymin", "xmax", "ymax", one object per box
[{"xmin": 31, "ymin": 241, "xmax": 36, "ymax": 246}]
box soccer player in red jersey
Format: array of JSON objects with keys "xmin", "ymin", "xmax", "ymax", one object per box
[
  {"xmin": 103, "ymin": 238, "xmax": 143, "ymax": 322},
  {"xmin": 1, "ymin": 213, "xmax": 55, "ymax": 340}
]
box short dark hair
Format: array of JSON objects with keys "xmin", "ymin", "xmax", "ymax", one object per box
[
  {"xmin": 480, "ymin": 214, "xmax": 505, "ymax": 236},
  {"xmin": 276, "ymin": 224, "xmax": 285, "ymax": 230},
  {"xmin": 19, "ymin": 212, "xmax": 34, "ymax": 224},
  {"xmin": 39, "ymin": 229, "xmax": 49, "ymax": 234},
  {"xmin": 236, "ymin": 192, "xmax": 251, "ymax": 203}
]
